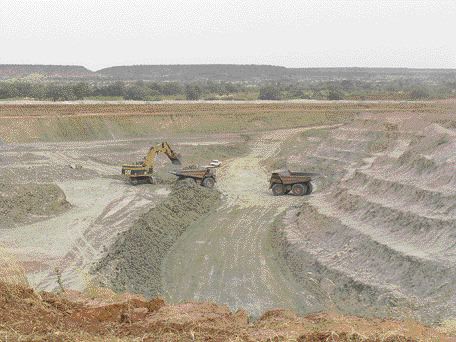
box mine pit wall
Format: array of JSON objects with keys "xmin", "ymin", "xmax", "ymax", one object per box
[
  {"xmin": 0, "ymin": 106, "xmax": 343, "ymax": 143},
  {"xmin": 93, "ymin": 179, "xmax": 220, "ymax": 297},
  {"xmin": 2, "ymin": 102, "xmax": 451, "ymax": 144},
  {"xmin": 272, "ymin": 199, "xmax": 456, "ymax": 324},
  {"xmin": 0, "ymin": 115, "xmax": 170, "ymax": 143},
  {"xmin": 270, "ymin": 114, "xmax": 456, "ymax": 324}
]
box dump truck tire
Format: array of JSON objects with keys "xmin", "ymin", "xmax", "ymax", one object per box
[
  {"xmin": 291, "ymin": 183, "xmax": 307, "ymax": 196},
  {"xmin": 305, "ymin": 182, "xmax": 313, "ymax": 195},
  {"xmin": 130, "ymin": 178, "xmax": 139, "ymax": 186},
  {"xmin": 272, "ymin": 184, "xmax": 285, "ymax": 196},
  {"xmin": 202, "ymin": 177, "xmax": 215, "ymax": 188}
]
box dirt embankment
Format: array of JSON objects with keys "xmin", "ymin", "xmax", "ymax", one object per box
[
  {"xmin": 0, "ymin": 183, "xmax": 70, "ymax": 229},
  {"xmin": 93, "ymin": 179, "xmax": 220, "ymax": 297},
  {"xmin": 0, "ymin": 281, "xmax": 450, "ymax": 341},
  {"xmin": 1, "ymin": 101, "xmax": 452, "ymax": 143}
]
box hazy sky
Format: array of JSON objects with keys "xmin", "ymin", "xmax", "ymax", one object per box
[{"xmin": 1, "ymin": 0, "xmax": 455, "ymax": 70}]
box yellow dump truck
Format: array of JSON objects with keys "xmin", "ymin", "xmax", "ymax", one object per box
[
  {"xmin": 269, "ymin": 170, "xmax": 317, "ymax": 196},
  {"xmin": 169, "ymin": 167, "xmax": 216, "ymax": 188}
]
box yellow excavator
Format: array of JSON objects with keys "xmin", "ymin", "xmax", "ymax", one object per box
[{"xmin": 122, "ymin": 142, "xmax": 181, "ymax": 185}]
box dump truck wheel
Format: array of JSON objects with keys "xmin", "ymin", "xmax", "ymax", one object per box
[
  {"xmin": 202, "ymin": 177, "xmax": 215, "ymax": 188},
  {"xmin": 272, "ymin": 184, "xmax": 285, "ymax": 196},
  {"xmin": 291, "ymin": 183, "xmax": 307, "ymax": 196},
  {"xmin": 305, "ymin": 182, "xmax": 313, "ymax": 195},
  {"xmin": 148, "ymin": 176, "xmax": 156, "ymax": 184},
  {"xmin": 130, "ymin": 178, "xmax": 139, "ymax": 186}
]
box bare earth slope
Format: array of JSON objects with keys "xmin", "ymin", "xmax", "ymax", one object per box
[
  {"xmin": 274, "ymin": 112, "xmax": 456, "ymax": 323},
  {"xmin": 0, "ymin": 281, "xmax": 449, "ymax": 341},
  {"xmin": 94, "ymin": 179, "xmax": 221, "ymax": 297}
]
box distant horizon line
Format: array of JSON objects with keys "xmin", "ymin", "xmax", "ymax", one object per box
[{"xmin": 1, "ymin": 63, "xmax": 456, "ymax": 73}]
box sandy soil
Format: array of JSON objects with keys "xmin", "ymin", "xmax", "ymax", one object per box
[
  {"xmin": 0, "ymin": 136, "xmax": 217, "ymax": 288},
  {"xmin": 93, "ymin": 179, "xmax": 221, "ymax": 297},
  {"xmin": 1, "ymin": 178, "xmax": 167, "ymax": 291},
  {"xmin": 162, "ymin": 125, "xmax": 339, "ymax": 316},
  {"xmin": 0, "ymin": 129, "xmax": 248, "ymax": 293}
]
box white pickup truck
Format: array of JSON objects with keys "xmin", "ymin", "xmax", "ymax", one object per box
[{"xmin": 209, "ymin": 160, "xmax": 222, "ymax": 167}]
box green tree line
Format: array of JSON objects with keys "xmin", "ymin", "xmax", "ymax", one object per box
[
  {"xmin": 0, "ymin": 80, "xmax": 248, "ymax": 101},
  {"xmin": 0, "ymin": 79, "xmax": 455, "ymax": 101}
]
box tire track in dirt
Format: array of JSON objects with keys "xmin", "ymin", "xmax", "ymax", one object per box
[
  {"xmin": 0, "ymin": 178, "xmax": 165, "ymax": 292},
  {"xmin": 0, "ymin": 139, "xmax": 172, "ymax": 292},
  {"xmin": 162, "ymin": 126, "xmax": 337, "ymax": 316}
]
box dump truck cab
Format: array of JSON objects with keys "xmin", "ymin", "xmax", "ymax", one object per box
[{"xmin": 269, "ymin": 169, "xmax": 317, "ymax": 196}]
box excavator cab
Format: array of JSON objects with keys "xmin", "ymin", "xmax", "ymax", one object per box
[{"xmin": 122, "ymin": 142, "xmax": 181, "ymax": 185}]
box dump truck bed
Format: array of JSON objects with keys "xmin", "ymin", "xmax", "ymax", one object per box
[
  {"xmin": 270, "ymin": 170, "xmax": 318, "ymax": 186},
  {"xmin": 170, "ymin": 169, "xmax": 208, "ymax": 179},
  {"xmin": 287, "ymin": 171, "xmax": 319, "ymax": 177},
  {"xmin": 170, "ymin": 167, "xmax": 216, "ymax": 188},
  {"xmin": 169, "ymin": 167, "xmax": 215, "ymax": 179}
]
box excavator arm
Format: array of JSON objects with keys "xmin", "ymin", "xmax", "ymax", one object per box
[{"xmin": 142, "ymin": 142, "xmax": 181, "ymax": 170}]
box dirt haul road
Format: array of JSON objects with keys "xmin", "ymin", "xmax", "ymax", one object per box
[{"xmin": 162, "ymin": 126, "xmax": 338, "ymax": 316}]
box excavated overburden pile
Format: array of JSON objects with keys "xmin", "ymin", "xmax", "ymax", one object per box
[
  {"xmin": 274, "ymin": 113, "xmax": 456, "ymax": 323},
  {"xmin": 93, "ymin": 179, "xmax": 220, "ymax": 297},
  {"xmin": 0, "ymin": 183, "xmax": 70, "ymax": 228}
]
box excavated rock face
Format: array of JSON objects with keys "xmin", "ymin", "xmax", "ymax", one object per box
[
  {"xmin": 0, "ymin": 183, "xmax": 70, "ymax": 228},
  {"xmin": 93, "ymin": 179, "xmax": 220, "ymax": 297}
]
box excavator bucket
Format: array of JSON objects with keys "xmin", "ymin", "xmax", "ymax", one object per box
[{"xmin": 170, "ymin": 154, "xmax": 182, "ymax": 165}]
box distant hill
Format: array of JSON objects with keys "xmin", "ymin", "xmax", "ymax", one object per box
[
  {"xmin": 1, "ymin": 64, "xmax": 455, "ymax": 83},
  {"xmin": 0, "ymin": 64, "xmax": 95, "ymax": 80},
  {"xmin": 97, "ymin": 64, "xmax": 456, "ymax": 83},
  {"xmin": 97, "ymin": 64, "xmax": 291, "ymax": 82}
]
